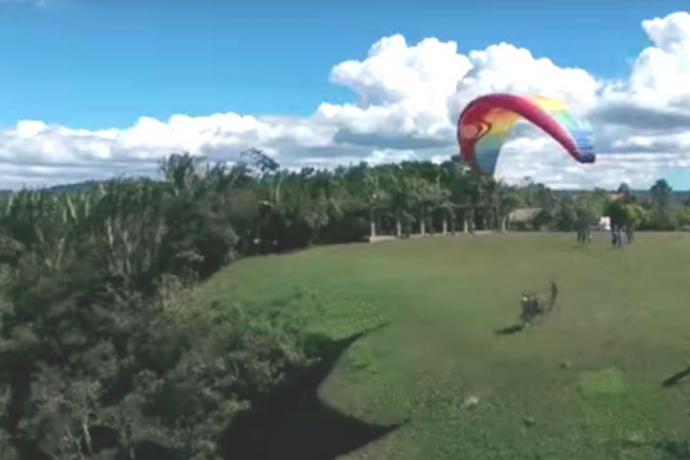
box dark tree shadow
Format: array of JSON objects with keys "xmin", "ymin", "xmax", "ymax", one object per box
[
  {"xmin": 662, "ymin": 366, "xmax": 690, "ymax": 387},
  {"xmin": 219, "ymin": 322, "xmax": 405, "ymax": 460},
  {"xmin": 495, "ymin": 324, "xmax": 525, "ymax": 335},
  {"xmin": 129, "ymin": 441, "xmax": 175, "ymax": 460},
  {"xmin": 605, "ymin": 439, "xmax": 690, "ymax": 459},
  {"xmin": 654, "ymin": 440, "xmax": 690, "ymax": 459}
]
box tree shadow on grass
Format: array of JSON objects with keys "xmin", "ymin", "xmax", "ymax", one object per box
[
  {"xmin": 654, "ymin": 440, "xmax": 690, "ymax": 459},
  {"xmin": 662, "ymin": 366, "xmax": 690, "ymax": 387},
  {"xmin": 494, "ymin": 324, "xmax": 525, "ymax": 335},
  {"xmin": 606, "ymin": 439, "xmax": 690, "ymax": 459},
  {"xmin": 219, "ymin": 322, "xmax": 405, "ymax": 460}
]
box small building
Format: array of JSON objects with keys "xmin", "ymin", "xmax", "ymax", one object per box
[
  {"xmin": 597, "ymin": 216, "xmax": 611, "ymax": 231},
  {"xmin": 508, "ymin": 208, "xmax": 543, "ymax": 231}
]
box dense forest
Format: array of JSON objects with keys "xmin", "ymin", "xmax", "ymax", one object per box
[{"xmin": 0, "ymin": 150, "xmax": 687, "ymax": 459}]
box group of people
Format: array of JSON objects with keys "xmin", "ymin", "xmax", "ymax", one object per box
[
  {"xmin": 576, "ymin": 227, "xmax": 592, "ymax": 244},
  {"xmin": 610, "ymin": 224, "xmax": 634, "ymax": 247},
  {"xmin": 576, "ymin": 225, "xmax": 635, "ymax": 247}
]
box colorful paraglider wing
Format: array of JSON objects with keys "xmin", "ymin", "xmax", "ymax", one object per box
[
  {"xmin": 530, "ymin": 95, "xmax": 595, "ymax": 161},
  {"xmin": 458, "ymin": 94, "xmax": 595, "ymax": 175},
  {"xmin": 458, "ymin": 105, "xmax": 521, "ymax": 174}
]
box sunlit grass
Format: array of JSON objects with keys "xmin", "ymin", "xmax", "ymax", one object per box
[{"xmin": 197, "ymin": 233, "xmax": 690, "ymax": 459}]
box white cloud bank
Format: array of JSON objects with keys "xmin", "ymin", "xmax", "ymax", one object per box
[{"xmin": 2, "ymin": 11, "xmax": 690, "ymax": 189}]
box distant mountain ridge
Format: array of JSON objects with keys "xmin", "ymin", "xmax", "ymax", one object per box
[
  {"xmin": 553, "ymin": 189, "xmax": 690, "ymax": 203},
  {"xmin": 0, "ymin": 180, "xmax": 687, "ymax": 200},
  {"xmin": 0, "ymin": 178, "xmax": 155, "ymax": 196}
]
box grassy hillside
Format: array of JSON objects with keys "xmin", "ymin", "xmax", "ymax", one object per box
[{"xmin": 196, "ymin": 233, "xmax": 690, "ymax": 459}]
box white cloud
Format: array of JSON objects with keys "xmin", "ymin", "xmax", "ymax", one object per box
[
  {"xmin": 496, "ymin": 132, "xmax": 690, "ymax": 190},
  {"xmin": 329, "ymin": 35, "xmax": 471, "ymax": 108},
  {"xmin": 2, "ymin": 11, "xmax": 690, "ymax": 189},
  {"xmin": 601, "ymin": 12, "xmax": 690, "ymax": 112},
  {"xmin": 642, "ymin": 12, "xmax": 690, "ymax": 53},
  {"xmin": 365, "ymin": 148, "xmax": 419, "ymax": 165},
  {"xmin": 317, "ymin": 35, "xmax": 471, "ymax": 146},
  {"xmin": 612, "ymin": 131, "xmax": 690, "ymax": 152},
  {"xmin": 454, "ymin": 43, "xmax": 601, "ymax": 114}
]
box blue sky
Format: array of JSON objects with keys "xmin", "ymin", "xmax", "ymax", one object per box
[
  {"xmin": 1, "ymin": 0, "xmax": 690, "ymax": 189},
  {"xmin": 1, "ymin": 0, "xmax": 688, "ymax": 127}
]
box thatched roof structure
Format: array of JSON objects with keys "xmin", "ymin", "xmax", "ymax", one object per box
[{"xmin": 508, "ymin": 208, "xmax": 542, "ymax": 223}]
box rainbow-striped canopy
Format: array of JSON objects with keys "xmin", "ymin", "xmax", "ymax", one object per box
[{"xmin": 458, "ymin": 93, "xmax": 595, "ymax": 175}]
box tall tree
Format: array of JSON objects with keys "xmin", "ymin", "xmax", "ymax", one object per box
[
  {"xmin": 386, "ymin": 169, "xmax": 415, "ymax": 237},
  {"xmin": 650, "ymin": 179, "xmax": 676, "ymax": 230},
  {"xmin": 617, "ymin": 182, "xmax": 632, "ymax": 197},
  {"xmin": 362, "ymin": 168, "xmax": 389, "ymax": 239},
  {"xmin": 650, "ymin": 179, "xmax": 672, "ymax": 209}
]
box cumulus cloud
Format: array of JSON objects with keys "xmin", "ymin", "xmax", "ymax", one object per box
[
  {"xmin": 600, "ymin": 12, "xmax": 690, "ymax": 114},
  {"xmin": 2, "ymin": 11, "xmax": 690, "ymax": 189},
  {"xmin": 496, "ymin": 133, "xmax": 690, "ymax": 190},
  {"xmin": 453, "ymin": 43, "xmax": 601, "ymax": 114},
  {"xmin": 318, "ymin": 35, "xmax": 470, "ymax": 146},
  {"xmin": 589, "ymin": 103, "xmax": 690, "ymax": 131}
]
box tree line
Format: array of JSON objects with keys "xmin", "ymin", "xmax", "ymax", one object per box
[{"xmin": 0, "ymin": 151, "xmax": 688, "ymax": 459}]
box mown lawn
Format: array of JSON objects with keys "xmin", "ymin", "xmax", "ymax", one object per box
[{"xmin": 196, "ymin": 233, "xmax": 690, "ymax": 459}]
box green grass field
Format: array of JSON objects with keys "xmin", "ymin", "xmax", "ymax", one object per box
[{"xmin": 196, "ymin": 233, "xmax": 690, "ymax": 459}]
